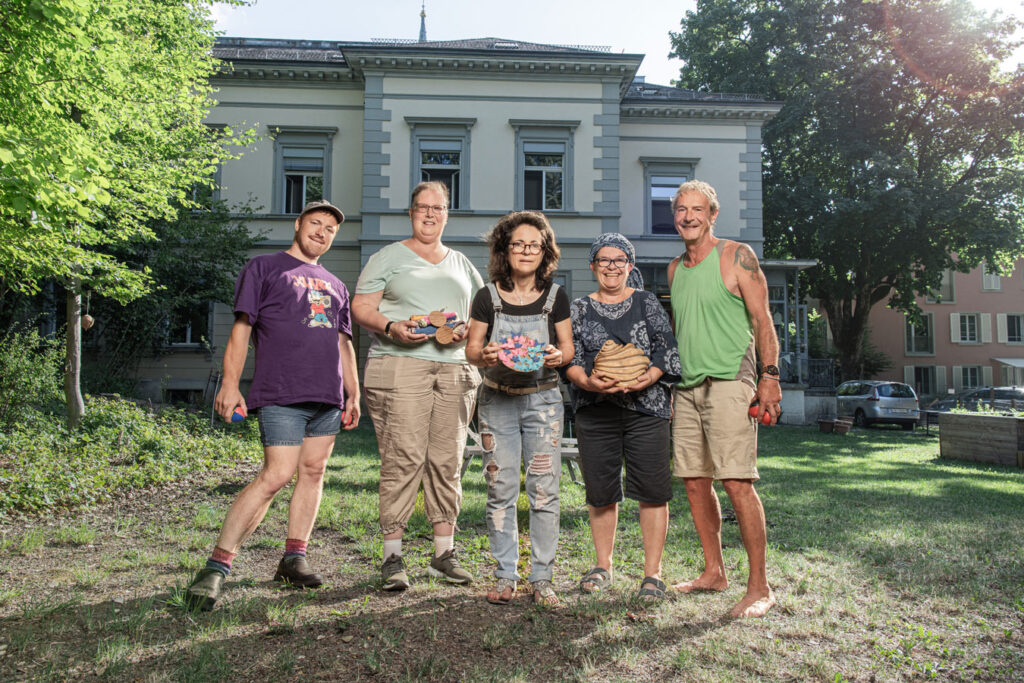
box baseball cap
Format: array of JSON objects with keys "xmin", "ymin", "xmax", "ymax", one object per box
[{"xmin": 299, "ymin": 199, "xmax": 345, "ymax": 225}]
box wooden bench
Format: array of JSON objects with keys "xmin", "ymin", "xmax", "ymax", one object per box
[{"xmin": 461, "ymin": 428, "xmax": 582, "ymax": 484}]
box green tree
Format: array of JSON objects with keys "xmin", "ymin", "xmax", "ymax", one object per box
[
  {"xmin": 0, "ymin": 0, "xmax": 251, "ymax": 426},
  {"xmin": 83, "ymin": 197, "xmax": 261, "ymax": 394},
  {"xmin": 670, "ymin": 0, "xmax": 1024, "ymax": 379}
]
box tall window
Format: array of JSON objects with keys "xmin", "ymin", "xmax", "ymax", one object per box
[
  {"xmin": 420, "ymin": 142, "xmax": 461, "ymax": 207},
  {"xmin": 167, "ymin": 303, "xmax": 211, "ymax": 346},
  {"xmin": 641, "ymin": 158, "xmax": 697, "ymax": 235},
  {"xmin": 981, "ymin": 262, "xmax": 1002, "ymax": 291},
  {"xmin": 1008, "ymin": 315, "xmax": 1023, "ymax": 343},
  {"xmin": 925, "ymin": 268, "xmax": 955, "ymax": 303},
  {"xmin": 283, "ymin": 148, "xmax": 324, "ymax": 213},
  {"xmin": 905, "ymin": 313, "xmax": 934, "ymax": 354},
  {"xmin": 999, "ymin": 313, "xmax": 1024, "ymax": 344},
  {"xmin": 271, "ymin": 126, "xmax": 337, "ymax": 214},
  {"xmin": 913, "ymin": 366, "xmax": 935, "ymax": 396},
  {"xmin": 407, "ymin": 117, "xmax": 474, "ymax": 210},
  {"xmin": 511, "ymin": 119, "xmax": 577, "ymax": 212},
  {"xmin": 961, "ymin": 366, "xmax": 981, "ymax": 389},
  {"xmin": 524, "ymin": 145, "xmax": 563, "ymax": 210},
  {"xmin": 960, "ymin": 313, "xmax": 978, "ymax": 343}
]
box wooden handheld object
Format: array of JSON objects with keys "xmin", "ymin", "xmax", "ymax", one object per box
[{"xmin": 592, "ymin": 340, "xmax": 650, "ymax": 387}]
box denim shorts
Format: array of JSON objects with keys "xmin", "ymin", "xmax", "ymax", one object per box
[{"xmin": 256, "ymin": 402, "xmax": 342, "ymax": 447}]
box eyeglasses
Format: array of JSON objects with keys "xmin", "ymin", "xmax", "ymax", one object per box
[
  {"xmin": 510, "ymin": 241, "xmax": 544, "ymax": 255},
  {"xmin": 594, "ymin": 257, "xmax": 629, "ymax": 269},
  {"xmin": 412, "ymin": 203, "xmax": 448, "ymax": 214}
]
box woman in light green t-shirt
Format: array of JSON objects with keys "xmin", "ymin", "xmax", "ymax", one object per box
[{"xmin": 352, "ymin": 181, "xmax": 483, "ymax": 592}]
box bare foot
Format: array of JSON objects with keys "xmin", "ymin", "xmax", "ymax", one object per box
[
  {"xmin": 728, "ymin": 587, "xmax": 776, "ymax": 618},
  {"xmin": 672, "ymin": 573, "xmax": 728, "ymax": 593}
]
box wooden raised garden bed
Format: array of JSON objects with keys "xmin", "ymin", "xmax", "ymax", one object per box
[{"xmin": 938, "ymin": 413, "xmax": 1024, "ymax": 468}]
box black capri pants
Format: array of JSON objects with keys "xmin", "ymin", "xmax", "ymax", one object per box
[{"xmin": 574, "ymin": 401, "xmax": 673, "ymax": 508}]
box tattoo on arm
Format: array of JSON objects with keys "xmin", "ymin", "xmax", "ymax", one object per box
[{"xmin": 734, "ymin": 244, "xmax": 763, "ymax": 283}]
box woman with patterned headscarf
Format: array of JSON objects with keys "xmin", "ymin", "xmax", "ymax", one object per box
[{"xmin": 564, "ymin": 232, "xmax": 681, "ymax": 602}]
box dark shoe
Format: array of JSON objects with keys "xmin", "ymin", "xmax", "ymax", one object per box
[
  {"xmin": 381, "ymin": 553, "xmax": 410, "ymax": 591},
  {"xmin": 185, "ymin": 568, "xmax": 224, "ymax": 611},
  {"xmin": 428, "ymin": 549, "xmax": 474, "ymax": 585},
  {"xmin": 273, "ymin": 555, "xmax": 323, "ymax": 588},
  {"xmin": 637, "ymin": 576, "xmax": 668, "ymax": 602},
  {"xmin": 579, "ymin": 567, "xmax": 612, "ymax": 594}
]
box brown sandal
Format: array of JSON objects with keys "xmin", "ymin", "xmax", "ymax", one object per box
[{"xmin": 486, "ymin": 578, "xmax": 517, "ymax": 605}]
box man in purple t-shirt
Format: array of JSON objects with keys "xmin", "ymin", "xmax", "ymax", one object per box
[{"xmin": 186, "ymin": 200, "xmax": 361, "ymax": 611}]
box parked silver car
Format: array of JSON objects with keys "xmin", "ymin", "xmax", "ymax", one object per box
[
  {"xmin": 836, "ymin": 380, "xmax": 920, "ymax": 430},
  {"xmin": 929, "ymin": 386, "xmax": 1024, "ymax": 414}
]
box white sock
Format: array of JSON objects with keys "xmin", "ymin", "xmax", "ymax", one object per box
[
  {"xmin": 383, "ymin": 539, "xmax": 402, "ymax": 559},
  {"xmin": 433, "ymin": 534, "xmax": 454, "ymax": 557}
]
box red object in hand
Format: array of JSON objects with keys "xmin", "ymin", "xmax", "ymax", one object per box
[{"xmin": 748, "ymin": 401, "xmax": 773, "ymax": 425}]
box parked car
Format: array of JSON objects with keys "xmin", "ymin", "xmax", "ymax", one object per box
[
  {"xmin": 928, "ymin": 386, "xmax": 1024, "ymax": 414},
  {"xmin": 836, "ymin": 380, "xmax": 920, "ymax": 430}
]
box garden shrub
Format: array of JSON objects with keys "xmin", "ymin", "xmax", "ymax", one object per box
[
  {"xmin": 0, "ymin": 395, "xmax": 260, "ymax": 516},
  {"xmin": 0, "ymin": 326, "xmax": 63, "ymax": 430}
]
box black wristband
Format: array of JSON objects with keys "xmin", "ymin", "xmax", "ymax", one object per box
[{"xmin": 384, "ymin": 321, "xmax": 394, "ymax": 337}]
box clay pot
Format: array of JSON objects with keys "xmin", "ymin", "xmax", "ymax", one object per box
[{"xmin": 81, "ymin": 314, "xmax": 95, "ymax": 331}]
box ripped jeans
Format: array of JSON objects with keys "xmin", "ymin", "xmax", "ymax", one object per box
[{"xmin": 477, "ymin": 385, "xmax": 562, "ymax": 582}]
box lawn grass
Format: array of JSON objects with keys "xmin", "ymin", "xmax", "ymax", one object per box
[{"xmin": 0, "ymin": 423, "xmax": 1021, "ymax": 681}]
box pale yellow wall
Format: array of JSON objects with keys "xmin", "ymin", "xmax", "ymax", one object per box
[
  {"xmin": 380, "ymin": 74, "xmax": 604, "ymax": 219},
  {"xmin": 619, "ymin": 121, "xmax": 748, "ymax": 240},
  {"xmin": 206, "ymin": 83, "xmax": 365, "ymax": 216}
]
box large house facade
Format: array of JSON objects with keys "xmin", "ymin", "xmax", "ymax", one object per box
[
  {"xmin": 133, "ymin": 36, "xmax": 816, "ymax": 418},
  {"xmin": 865, "ymin": 260, "xmax": 1024, "ymax": 401}
]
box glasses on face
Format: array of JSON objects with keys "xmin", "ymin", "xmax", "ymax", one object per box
[
  {"xmin": 510, "ymin": 241, "xmax": 544, "ymax": 255},
  {"xmin": 594, "ymin": 257, "xmax": 629, "ymax": 269},
  {"xmin": 412, "ymin": 203, "xmax": 448, "ymax": 214}
]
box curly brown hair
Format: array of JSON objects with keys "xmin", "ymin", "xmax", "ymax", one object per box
[{"xmin": 486, "ymin": 211, "xmax": 561, "ymax": 292}]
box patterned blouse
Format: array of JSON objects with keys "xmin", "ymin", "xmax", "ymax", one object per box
[{"xmin": 566, "ymin": 289, "xmax": 681, "ymax": 420}]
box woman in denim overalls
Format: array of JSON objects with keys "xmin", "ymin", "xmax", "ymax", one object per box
[{"xmin": 466, "ymin": 211, "xmax": 574, "ymax": 606}]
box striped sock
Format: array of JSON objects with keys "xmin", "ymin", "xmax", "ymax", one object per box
[
  {"xmin": 206, "ymin": 546, "xmax": 236, "ymax": 575},
  {"xmin": 284, "ymin": 538, "xmax": 307, "ymax": 558}
]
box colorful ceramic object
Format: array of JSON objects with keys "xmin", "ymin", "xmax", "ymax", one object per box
[
  {"xmin": 497, "ymin": 334, "xmax": 546, "ymax": 372},
  {"xmin": 409, "ymin": 310, "xmax": 458, "ymax": 336}
]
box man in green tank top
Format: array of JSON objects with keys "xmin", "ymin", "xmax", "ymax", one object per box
[{"xmin": 667, "ymin": 180, "xmax": 781, "ymax": 618}]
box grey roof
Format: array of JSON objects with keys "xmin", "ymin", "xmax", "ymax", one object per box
[
  {"xmin": 213, "ymin": 36, "xmax": 618, "ymax": 65},
  {"xmin": 361, "ymin": 37, "xmax": 613, "ymax": 53},
  {"xmin": 623, "ymin": 80, "xmax": 775, "ymax": 105},
  {"xmin": 213, "ymin": 38, "xmax": 346, "ymax": 64}
]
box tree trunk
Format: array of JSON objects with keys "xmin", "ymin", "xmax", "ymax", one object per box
[
  {"xmin": 65, "ymin": 285, "xmax": 84, "ymax": 429},
  {"xmin": 823, "ymin": 297, "xmax": 868, "ymax": 383}
]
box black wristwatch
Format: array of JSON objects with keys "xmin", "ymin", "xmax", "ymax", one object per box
[
  {"xmin": 384, "ymin": 321, "xmax": 395, "ymax": 337},
  {"xmin": 761, "ymin": 364, "xmax": 780, "ymax": 377}
]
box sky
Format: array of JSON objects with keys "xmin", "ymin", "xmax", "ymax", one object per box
[{"xmin": 211, "ymin": 0, "xmax": 1023, "ymax": 86}]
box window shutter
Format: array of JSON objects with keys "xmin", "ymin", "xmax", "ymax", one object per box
[
  {"xmin": 936, "ymin": 366, "xmax": 947, "ymax": 394},
  {"xmin": 997, "ymin": 314, "xmax": 1008, "ymax": 343},
  {"xmin": 903, "ymin": 366, "xmax": 914, "ymax": 385},
  {"xmin": 980, "ymin": 314, "xmax": 992, "ymax": 343},
  {"xmin": 952, "ymin": 366, "xmax": 963, "ymax": 391},
  {"xmin": 983, "ymin": 366, "xmax": 993, "ymax": 386},
  {"xmin": 949, "ymin": 313, "xmax": 960, "ymax": 343}
]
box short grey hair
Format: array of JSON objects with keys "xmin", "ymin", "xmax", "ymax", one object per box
[{"xmin": 673, "ymin": 179, "xmax": 720, "ymax": 215}]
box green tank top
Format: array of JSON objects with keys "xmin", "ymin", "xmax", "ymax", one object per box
[{"xmin": 670, "ymin": 242, "xmax": 756, "ymax": 388}]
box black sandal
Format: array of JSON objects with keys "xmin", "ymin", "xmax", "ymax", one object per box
[
  {"xmin": 579, "ymin": 567, "xmax": 611, "ymax": 594},
  {"xmin": 637, "ymin": 576, "xmax": 667, "ymax": 602}
]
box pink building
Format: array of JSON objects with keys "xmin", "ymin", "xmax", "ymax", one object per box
[{"xmin": 867, "ymin": 259, "xmax": 1024, "ymax": 400}]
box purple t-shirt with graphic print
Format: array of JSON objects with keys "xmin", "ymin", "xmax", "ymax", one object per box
[{"xmin": 233, "ymin": 251, "xmax": 352, "ymax": 410}]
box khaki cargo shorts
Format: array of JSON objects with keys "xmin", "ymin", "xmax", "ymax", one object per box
[{"xmin": 672, "ymin": 379, "xmax": 759, "ymax": 480}]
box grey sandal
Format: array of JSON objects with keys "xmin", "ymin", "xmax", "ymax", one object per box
[
  {"xmin": 637, "ymin": 576, "xmax": 667, "ymax": 602},
  {"xmin": 579, "ymin": 567, "xmax": 612, "ymax": 594}
]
